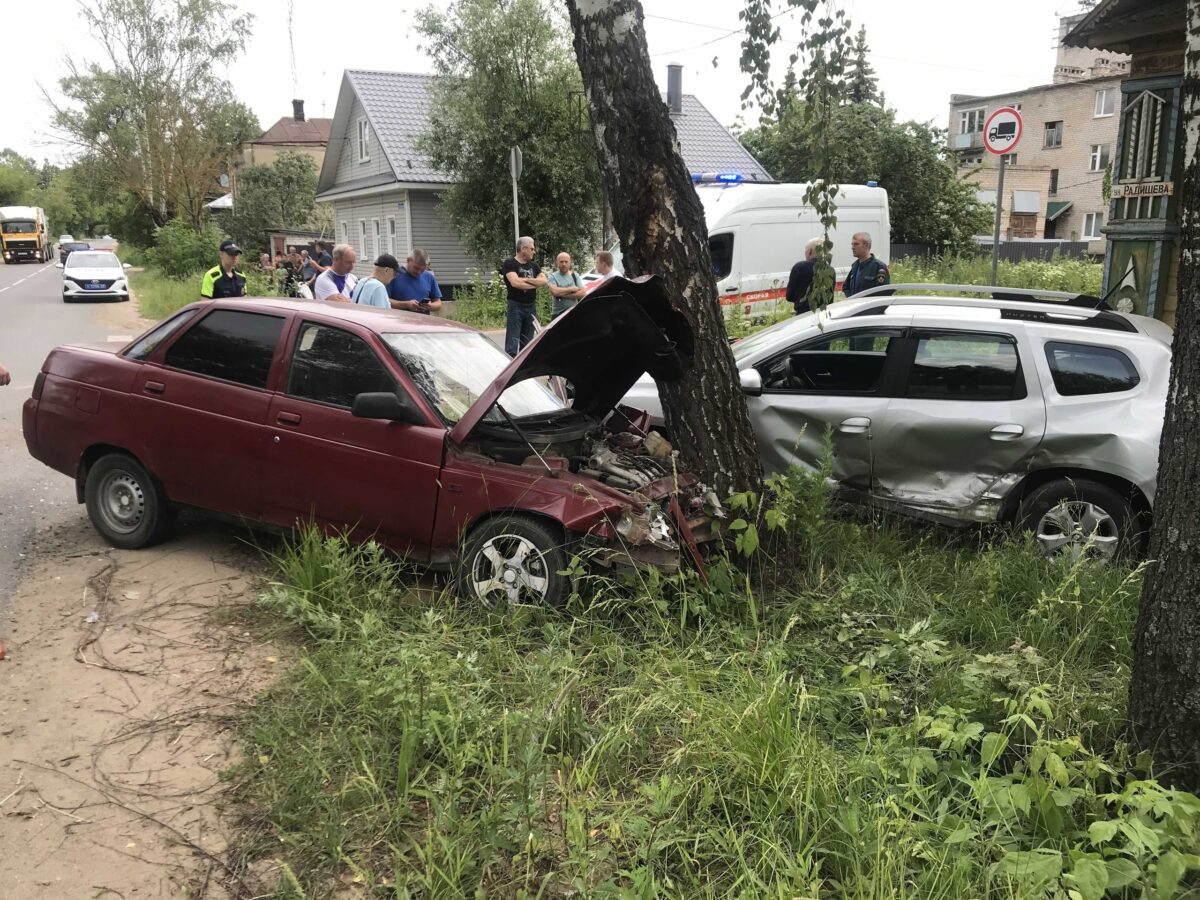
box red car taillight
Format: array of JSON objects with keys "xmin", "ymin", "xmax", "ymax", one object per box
[{"xmin": 32, "ymin": 372, "xmax": 46, "ymax": 400}]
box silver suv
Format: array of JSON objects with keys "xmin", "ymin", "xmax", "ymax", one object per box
[{"xmin": 622, "ymin": 284, "xmax": 1172, "ymax": 560}]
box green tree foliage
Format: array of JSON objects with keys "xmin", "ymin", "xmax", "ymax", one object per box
[
  {"xmin": 741, "ymin": 101, "xmax": 992, "ymax": 250},
  {"xmin": 0, "ymin": 149, "xmax": 38, "ymax": 206},
  {"xmin": 226, "ymin": 152, "xmax": 321, "ymax": 256},
  {"xmin": 50, "ymin": 0, "xmax": 259, "ymax": 230},
  {"xmin": 149, "ymin": 217, "xmax": 227, "ymax": 280},
  {"xmin": 417, "ymin": 0, "xmax": 602, "ymax": 266},
  {"xmin": 847, "ymin": 26, "xmax": 880, "ymax": 105}
]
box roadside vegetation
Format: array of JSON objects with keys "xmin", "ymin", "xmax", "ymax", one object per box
[
  {"xmin": 232, "ymin": 470, "xmax": 1199, "ymax": 898},
  {"xmin": 892, "ymin": 255, "xmax": 1104, "ymax": 296}
]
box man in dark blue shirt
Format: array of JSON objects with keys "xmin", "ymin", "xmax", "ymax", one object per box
[
  {"xmin": 842, "ymin": 232, "xmax": 890, "ymax": 297},
  {"xmin": 387, "ymin": 248, "xmax": 443, "ymax": 315}
]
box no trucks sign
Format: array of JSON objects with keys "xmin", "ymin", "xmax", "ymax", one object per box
[{"xmin": 984, "ymin": 107, "xmax": 1022, "ymax": 155}]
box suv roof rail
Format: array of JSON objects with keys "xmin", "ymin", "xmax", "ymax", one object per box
[{"xmin": 853, "ymin": 283, "xmax": 1111, "ymax": 311}]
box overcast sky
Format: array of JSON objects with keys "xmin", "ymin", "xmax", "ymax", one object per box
[{"xmin": 3, "ymin": 0, "xmax": 1087, "ymax": 166}]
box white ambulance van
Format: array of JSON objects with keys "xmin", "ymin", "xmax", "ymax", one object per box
[{"xmin": 584, "ymin": 175, "xmax": 890, "ymax": 318}]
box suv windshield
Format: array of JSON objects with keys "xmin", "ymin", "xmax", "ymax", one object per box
[
  {"xmin": 382, "ymin": 331, "xmax": 566, "ymax": 424},
  {"xmin": 65, "ymin": 252, "xmax": 120, "ymax": 270}
]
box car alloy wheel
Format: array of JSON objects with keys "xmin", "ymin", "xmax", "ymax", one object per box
[
  {"xmin": 460, "ymin": 515, "xmax": 568, "ymax": 607},
  {"xmin": 1017, "ymin": 477, "xmax": 1137, "ymax": 564},
  {"xmin": 1034, "ymin": 500, "xmax": 1119, "ymax": 563}
]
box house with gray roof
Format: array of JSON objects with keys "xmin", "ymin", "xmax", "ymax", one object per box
[{"xmin": 316, "ymin": 67, "xmax": 774, "ymax": 285}]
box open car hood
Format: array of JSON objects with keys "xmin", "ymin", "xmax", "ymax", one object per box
[{"xmin": 449, "ymin": 275, "xmax": 694, "ymax": 444}]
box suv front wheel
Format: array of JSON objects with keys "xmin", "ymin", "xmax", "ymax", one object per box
[{"xmin": 1016, "ymin": 478, "xmax": 1137, "ymax": 563}]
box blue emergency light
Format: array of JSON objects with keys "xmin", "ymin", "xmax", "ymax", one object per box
[{"xmin": 691, "ymin": 171, "xmax": 745, "ymax": 184}]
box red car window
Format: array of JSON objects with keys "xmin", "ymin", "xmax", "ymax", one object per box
[
  {"xmin": 163, "ymin": 309, "xmax": 285, "ymax": 389},
  {"xmin": 286, "ymin": 322, "xmax": 397, "ymax": 408}
]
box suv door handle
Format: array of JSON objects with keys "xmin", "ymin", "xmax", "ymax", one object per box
[
  {"xmin": 990, "ymin": 423, "xmax": 1025, "ymax": 441},
  {"xmin": 143, "ymin": 381, "xmax": 165, "ymax": 394},
  {"xmin": 723, "ymin": 285, "xmax": 739, "ymax": 293},
  {"xmin": 276, "ymin": 411, "xmax": 302, "ymax": 425},
  {"xmin": 839, "ymin": 416, "xmax": 871, "ymax": 434}
]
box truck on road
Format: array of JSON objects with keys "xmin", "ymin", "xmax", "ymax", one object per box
[{"xmin": 0, "ymin": 206, "xmax": 52, "ymax": 264}]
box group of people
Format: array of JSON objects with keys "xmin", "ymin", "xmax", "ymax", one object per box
[
  {"xmin": 199, "ymin": 239, "xmax": 444, "ymax": 314},
  {"xmin": 500, "ymin": 237, "xmax": 615, "ymax": 355},
  {"xmin": 786, "ymin": 231, "xmax": 890, "ymax": 314}
]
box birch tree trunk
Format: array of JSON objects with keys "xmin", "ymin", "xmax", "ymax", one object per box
[
  {"xmin": 1129, "ymin": 0, "xmax": 1200, "ymax": 791},
  {"xmin": 564, "ymin": 0, "xmax": 763, "ymax": 496}
]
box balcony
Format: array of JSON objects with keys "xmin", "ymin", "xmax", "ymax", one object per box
[{"xmin": 952, "ymin": 132, "xmax": 984, "ymax": 150}]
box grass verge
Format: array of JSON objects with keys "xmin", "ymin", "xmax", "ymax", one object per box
[
  {"xmin": 231, "ymin": 472, "xmax": 1200, "ymax": 898},
  {"xmin": 129, "ymin": 266, "xmax": 277, "ymax": 320}
]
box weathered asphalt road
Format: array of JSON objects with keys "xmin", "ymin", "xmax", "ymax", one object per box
[{"xmin": 0, "ymin": 245, "xmax": 130, "ymax": 621}]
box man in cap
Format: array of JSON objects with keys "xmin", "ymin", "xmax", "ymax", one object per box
[
  {"xmin": 350, "ymin": 254, "xmax": 400, "ymax": 308},
  {"xmin": 200, "ymin": 239, "xmax": 248, "ymax": 299}
]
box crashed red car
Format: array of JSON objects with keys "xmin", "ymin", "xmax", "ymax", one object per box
[{"xmin": 23, "ymin": 276, "xmax": 718, "ymax": 606}]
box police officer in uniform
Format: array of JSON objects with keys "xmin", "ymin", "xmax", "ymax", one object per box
[
  {"xmin": 842, "ymin": 232, "xmax": 890, "ymax": 298},
  {"xmin": 200, "ymin": 239, "xmax": 247, "ymax": 299}
]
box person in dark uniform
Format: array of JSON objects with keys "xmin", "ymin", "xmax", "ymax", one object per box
[
  {"xmin": 200, "ymin": 239, "xmax": 247, "ymax": 299},
  {"xmin": 842, "ymin": 232, "xmax": 890, "ymax": 298},
  {"xmin": 786, "ymin": 237, "xmax": 823, "ymax": 314}
]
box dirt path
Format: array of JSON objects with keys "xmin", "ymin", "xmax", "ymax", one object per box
[
  {"xmin": 0, "ymin": 298, "xmax": 281, "ymax": 898},
  {"xmin": 0, "ymin": 516, "xmax": 280, "ymax": 898}
]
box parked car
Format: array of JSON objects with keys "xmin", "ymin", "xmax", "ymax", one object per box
[
  {"xmin": 58, "ymin": 234, "xmax": 75, "ymax": 246},
  {"xmin": 622, "ymin": 283, "xmax": 1172, "ymax": 561},
  {"xmin": 61, "ymin": 250, "xmax": 131, "ymax": 302},
  {"xmin": 59, "ymin": 240, "xmax": 91, "ymax": 265},
  {"xmin": 23, "ymin": 277, "xmax": 718, "ymax": 607}
]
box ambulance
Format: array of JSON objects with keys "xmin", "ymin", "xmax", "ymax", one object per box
[{"xmin": 584, "ymin": 174, "xmax": 891, "ymax": 317}]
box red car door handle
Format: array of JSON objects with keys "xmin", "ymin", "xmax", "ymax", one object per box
[
  {"xmin": 276, "ymin": 411, "xmax": 302, "ymax": 425},
  {"xmin": 144, "ymin": 381, "xmax": 165, "ymax": 394}
]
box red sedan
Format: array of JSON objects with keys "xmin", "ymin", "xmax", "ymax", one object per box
[{"xmin": 23, "ymin": 276, "xmax": 717, "ymax": 606}]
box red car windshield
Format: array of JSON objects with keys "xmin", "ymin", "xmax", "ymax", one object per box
[{"xmin": 382, "ymin": 331, "xmax": 565, "ymax": 424}]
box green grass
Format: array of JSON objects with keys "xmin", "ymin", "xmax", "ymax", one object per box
[
  {"xmin": 891, "ymin": 254, "xmax": 1103, "ymax": 296},
  {"xmin": 129, "ymin": 265, "xmax": 277, "ymax": 320},
  {"xmin": 230, "ymin": 472, "xmax": 1200, "ymax": 898}
]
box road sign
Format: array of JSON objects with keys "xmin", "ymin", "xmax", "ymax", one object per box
[
  {"xmin": 510, "ymin": 146, "xmax": 523, "ymax": 181},
  {"xmin": 983, "ymin": 107, "xmax": 1022, "ymax": 155}
]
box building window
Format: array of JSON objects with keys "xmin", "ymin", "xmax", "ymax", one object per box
[
  {"xmin": 960, "ymin": 153, "xmax": 983, "ymax": 166},
  {"xmin": 1083, "ymin": 212, "xmax": 1104, "ymax": 238},
  {"xmin": 1089, "ymin": 143, "xmax": 1111, "ymax": 172},
  {"xmin": 357, "ymin": 118, "xmax": 370, "ymax": 163},
  {"xmin": 1044, "ymin": 121, "xmax": 1063, "ymax": 149},
  {"xmin": 372, "ymin": 219, "xmax": 380, "ymax": 259},
  {"xmin": 386, "ymin": 217, "xmax": 396, "ymax": 255},
  {"xmin": 1095, "ymin": 88, "xmax": 1116, "ymax": 117},
  {"xmin": 1006, "ymin": 153, "xmax": 1018, "ymax": 166},
  {"xmin": 340, "ymin": 222, "xmax": 347, "ymax": 244},
  {"xmin": 1049, "ymin": 169, "xmax": 1059, "ymax": 195},
  {"xmin": 959, "ymin": 107, "xmax": 985, "ymax": 134},
  {"xmin": 359, "ymin": 220, "xmax": 367, "ymax": 256}
]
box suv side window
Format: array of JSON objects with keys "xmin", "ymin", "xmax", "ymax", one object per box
[
  {"xmin": 759, "ymin": 328, "xmax": 903, "ymax": 393},
  {"xmin": 1044, "ymin": 341, "xmax": 1140, "ymax": 395},
  {"xmin": 904, "ymin": 331, "xmax": 1026, "ymax": 401},
  {"xmin": 163, "ymin": 309, "xmax": 284, "ymax": 389},
  {"xmin": 287, "ymin": 323, "xmax": 396, "ymax": 408}
]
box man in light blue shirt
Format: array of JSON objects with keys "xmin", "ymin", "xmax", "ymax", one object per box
[
  {"xmin": 350, "ymin": 254, "xmax": 400, "ymax": 308},
  {"xmin": 547, "ymin": 251, "xmax": 586, "ymax": 318}
]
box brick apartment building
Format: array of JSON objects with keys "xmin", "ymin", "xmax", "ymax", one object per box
[{"xmin": 947, "ymin": 14, "xmax": 1128, "ymax": 252}]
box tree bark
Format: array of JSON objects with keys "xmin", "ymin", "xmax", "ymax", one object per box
[
  {"xmin": 1129, "ymin": 0, "xmax": 1200, "ymax": 792},
  {"xmin": 565, "ymin": 0, "xmax": 763, "ymax": 496}
]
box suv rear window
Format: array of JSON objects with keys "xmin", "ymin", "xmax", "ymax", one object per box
[
  {"xmin": 905, "ymin": 332, "xmax": 1025, "ymax": 401},
  {"xmin": 1044, "ymin": 341, "xmax": 1140, "ymax": 395}
]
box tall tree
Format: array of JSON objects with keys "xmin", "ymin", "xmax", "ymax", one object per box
[
  {"xmin": 1128, "ymin": 0, "xmax": 1200, "ymax": 791},
  {"xmin": 0, "ymin": 149, "xmax": 37, "ymax": 206},
  {"xmin": 49, "ymin": 0, "xmax": 259, "ymax": 229},
  {"xmin": 227, "ymin": 152, "xmax": 321, "ymax": 255},
  {"xmin": 418, "ymin": 0, "xmax": 602, "ymax": 266},
  {"xmin": 847, "ymin": 26, "xmax": 880, "ymax": 105},
  {"xmin": 565, "ymin": 0, "xmax": 761, "ymax": 496}
]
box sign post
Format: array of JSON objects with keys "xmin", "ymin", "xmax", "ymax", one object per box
[
  {"xmin": 509, "ymin": 146, "xmax": 523, "ymax": 246},
  {"xmin": 983, "ymin": 107, "xmax": 1023, "ymax": 285}
]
